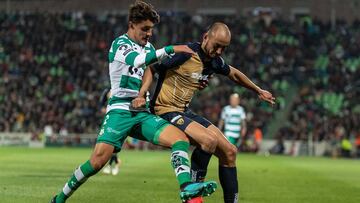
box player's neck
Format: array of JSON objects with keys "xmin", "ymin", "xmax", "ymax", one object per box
[
  {"xmin": 126, "ymin": 31, "xmax": 142, "ymax": 46},
  {"xmin": 200, "ymin": 44, "xmax": 212, "ymax": 61}
]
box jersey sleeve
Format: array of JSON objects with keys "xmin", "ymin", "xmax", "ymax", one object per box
[
  {"xmin": 240, "ymin": 108, "xmax": 246, "ymax": 120},
  {"xmin": 110, "ymin": 38, "xmax": 174, "ymax": 68},
  {"xmin": 211, "ymin": 56, "xmax": 231, "ymax": 76}
]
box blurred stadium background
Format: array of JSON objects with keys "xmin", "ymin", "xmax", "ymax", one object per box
[{"xmin": 0, "ymin": 0, "xmax": 360, "ymax": 202}]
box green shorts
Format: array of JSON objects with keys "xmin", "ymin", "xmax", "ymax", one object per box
[
  {"xmin": 97, "ymin": 109, "xmax": 169, "ymax": 152},
  {"xmin": 226, "ymin": 136, "xmax": 239, "ymax": 146}
]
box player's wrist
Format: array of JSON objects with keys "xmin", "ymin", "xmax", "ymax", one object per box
[
  {"xmin": 164, "ymin": 45, "xmax": 174, "ymax": 55},
  {"xmin": 254, "ymin": 86, "xmax": 262, "ymax": 94},
  {"xmin": 137, "ymin": 91, "xmax": 146, "ymax": 98}
]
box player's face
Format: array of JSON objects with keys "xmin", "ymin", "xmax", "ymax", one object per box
[
  {"xmin": 230, "ymin": 96, "xmax": 240, "ymax": 107},
  {"xmin": 129, "ymin": 20, "xmax": 154, "ymax": 46},
  {"xmin": 202, "ymin": 33, "xmax": 230, "ymax": 58}
]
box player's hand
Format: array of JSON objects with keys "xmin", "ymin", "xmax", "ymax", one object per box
[
  {"xmin": 198, "ymin": 75, "xmax": 213, "ymax": 90},
  {"xmin": 131, "ymin": 97, "xmax": 146, "ymax": 108},
  {"xmin": 258, "ymin": 89, "xmax": 276, "ymax": 105},
  {"xmin": 172, "ymin": 45, "xmax": 196, "ymax": 55},
  {"xmin": 198, "ymin": 80, "xmax": 209, "ymax": 90}
]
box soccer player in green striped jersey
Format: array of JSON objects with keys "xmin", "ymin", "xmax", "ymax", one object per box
[
  {"xmin": 50, "ymin": 1, "xmax": 217, "ymax": 202},
  {"xmin": 218, "ymin": 93, "xmax": 247, "ymax": 146}
]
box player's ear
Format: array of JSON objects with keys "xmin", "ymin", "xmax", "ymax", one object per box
[
  {"xmin": 129, "ymin": 21, "xmax": 135, "ymax": 29},
  {"xmin": 203, "ymin": 32, "xmax": 209, "ymax": 42}
]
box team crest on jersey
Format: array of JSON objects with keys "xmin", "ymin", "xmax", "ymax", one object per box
[{"xmin": 176, "ymin": 118, "xmax": 185, "ymax": 125}]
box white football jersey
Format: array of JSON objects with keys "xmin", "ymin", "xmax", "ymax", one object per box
[
  {"xmin": 106, "ymin": 34, "xmax": 172, "ymax": 112},
  {"xmin": 221, "ymin": 105, "xmax": 246, "ymax": 138}
]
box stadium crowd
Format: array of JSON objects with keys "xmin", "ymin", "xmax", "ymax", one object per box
[{"xmin": 0, "ymin": 12, "xmax": 359, "ymax": 156}]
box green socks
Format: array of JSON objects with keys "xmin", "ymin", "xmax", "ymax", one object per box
[
  {"xmin": 171, "ymin": 141, "xmax": 191, "ymax": 187},
  {"xmin": 55, "ymin": 160, "xmax": 97, "ymax": 202}
]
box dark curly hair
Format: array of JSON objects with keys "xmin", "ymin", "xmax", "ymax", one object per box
[{"xmin": 128, "ymin": 1, "xmax": 160, "ymax": 24}]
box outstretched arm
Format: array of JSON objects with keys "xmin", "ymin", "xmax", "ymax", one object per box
[
  {"xmin": 228, "ymin": 66, "xmax": 275, "ymax": 105},
  {"xmin": 112, "ymin": 43, "xmax": 195, "ymax": 69},
  {"xmin": 128, "ymin": 45, "xmax": 195, "ymax": 68},
  {"xmin": 241, "ymin": 120, "xmax": 247, "ymax": 137}
]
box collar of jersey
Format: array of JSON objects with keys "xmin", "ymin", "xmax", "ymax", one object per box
[{"xmin": 124, "ymin": 33, "xmax": 144, "ymax": 47}]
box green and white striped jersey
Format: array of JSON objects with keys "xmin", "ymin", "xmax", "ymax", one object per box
[
  {"xmin": 221, "ymin": 105, "xmax": 246, "ymax": 138},
  {"xmin": 107, "ymin": 34, "xmax": 173, "ymax": 112}
]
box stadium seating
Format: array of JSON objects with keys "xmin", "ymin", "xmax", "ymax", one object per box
[{"xmin": 0, "ymin": 12, "xmax": 359, "ymax": 152}]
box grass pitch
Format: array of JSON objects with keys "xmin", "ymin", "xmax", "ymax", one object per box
[{"xmin": 0, "ymin": 147, "xmax": 359, "ymax": 203}]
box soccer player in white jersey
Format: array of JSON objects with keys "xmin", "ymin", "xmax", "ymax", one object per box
[
  {"xmin": 50, "ymin": 1, "xmax": 217, "ymax": 202},
  {"xmin": 218, "ymin": 93, "xmax": 247, "ymax": 146}
]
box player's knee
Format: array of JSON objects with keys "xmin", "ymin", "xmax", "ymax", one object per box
[
  {"xmin": 91, "ymin": 151, "xmax": 110, "ymax": 170},
  {"xmin": 167, "ymin": 126, "xmax": 190, "ymax": 144},
  {"xmin": 176, "ymin": 135, "xmax": 189, "ymax": 143},
  {"xmin": 171, "ymin": 132, "xmax": 189, "ymax": 144},
  {"xmin": 200, "ymin": 132, "xmax": 218, "ymax": 153},
  {"xmin": 90, "ymin": 158, "xmax": 106, "ymax": 171},
  {"xmin": 226, "ymin": 144, "xmax": 238, "ymax": 164}
]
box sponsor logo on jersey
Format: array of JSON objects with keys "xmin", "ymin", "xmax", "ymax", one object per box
[
  {"xmin": 107, "ymin": 127, "xmax": 121, "ymax": 134},
  {"xmin": 189, "ymin": 73, "xmax": 210, "ymax": 80},
  {"xmin": 129, "ymin": 66, "xmax": 144, "ymax": 77},
  {"xmin": 99, "ymin": 128, "xmax": 104, "ymax": 136}
]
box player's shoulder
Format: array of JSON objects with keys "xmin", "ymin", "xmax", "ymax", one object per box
[
  {"xmin": 113, "ymin": 34, "xmax": 140, "ymax": 50},
  {"xmin": 109, "ymin": 35, "xmax": 133, "ymax": 55},
  {"xmin": 212, "ymin": 56, "xmax": 227, "ymax": 68},
  {"xmin": 158, "ymin": 43, "xmax": 197, "ymax": 67},
  {"xmin": 207, "ymin": 55, "xmax": 230, "ymax": 76},
  {"xmin": 237, "ymin": 105, "xmax": 245, "ymax": 112},
  {"xmin": 187, "ymin": 42, "xmax": 201, "ymax": 52},
  {"xmin": 115, "ymin": 34, "xmax": 132, "ymax": 44},
  {"xmin": 145, "ymin": 41, "xmax": 155, "ymax": 50}
]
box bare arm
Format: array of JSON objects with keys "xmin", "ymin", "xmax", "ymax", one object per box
[
  {"xmin": 118, "ymin": 44, "xmax": 195, "ymax": 69},
  {"xmin": 131, "ymin": 67, "xmax": 155, "ymax": 108},
  {"xmin": 241, "ymin": 120, "xmax": 247, "ymax": 137},
  {"xmin": 228, "ymin": 66, "xmax": 275, "ymax": 105},
  {"xmin": 139, "ymin": 67, "xmax": 154, "ymax": 98}
]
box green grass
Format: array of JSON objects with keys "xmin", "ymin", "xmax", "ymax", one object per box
[{"xmin": 0, "ymin": 147, "xmax": 359, "ymax": 203}]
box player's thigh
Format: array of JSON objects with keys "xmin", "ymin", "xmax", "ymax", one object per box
[
  {"xmin": 161, "ymin": 111, "xmax": 217, "ymax": 148},
  {"xmin": 131, "ymin": 112, "xmax": 188, "ymax": 148},
  {"xmin": 184, "ymin": 109, "xmax": 213, "ymax": 129},
  {"xmin": 158, "ymin": 124, "xmax": 189, "ymax": 147},
  {"xmin": 183, "ymin": 111, "xmax": 219, "ymax": 150},
  {"xmin": 96, "ymin": 109, "xmax": 134, "ymax": 152},
  {"xmin": 226, "ymin": 136, "xmax": 239, "ymax": 146}
]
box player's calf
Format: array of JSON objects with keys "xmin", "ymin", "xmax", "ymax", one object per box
[
  {"xmin": 50, "ymin": 143, "xmax": 114, "ymax": 203},
  {"xmin": 90, "ymin": 143, "xmax": 115, "ymax": 170}
]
